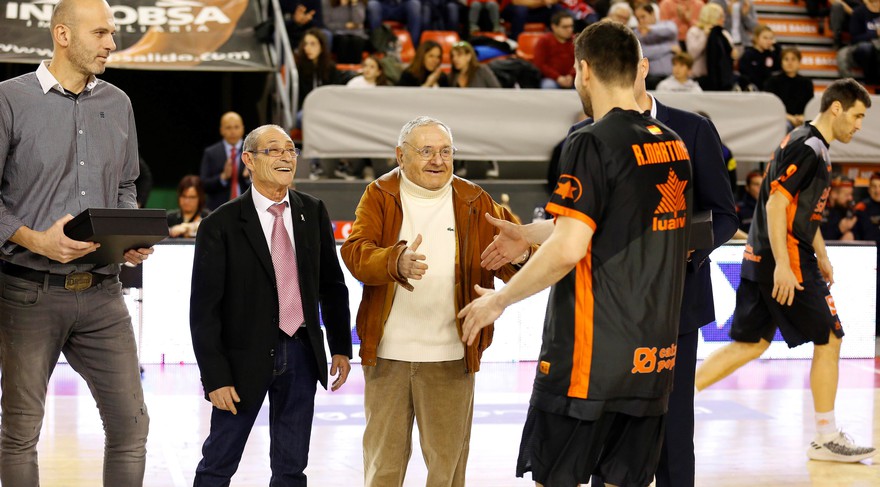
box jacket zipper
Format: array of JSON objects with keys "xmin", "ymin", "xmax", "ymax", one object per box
[{"xmin": 462, "ymin": 202, "xmax": 474, "ymax": 373}]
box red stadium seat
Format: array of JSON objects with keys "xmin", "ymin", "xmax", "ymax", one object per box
[
  {"xmin": 524, "ymin": 22, "xmax": 547, "ymax": 32},
  {"xmin": 515, "ymin": 32, "xmax": 543, "ymax": 61},
  {"xmin": 394, "ymin": 29, "xmax": 416, "ymax": 64},
  {"xmin": 420, "ymin": 30, "xmax": 461, "ymax": 65},
  {"xmin": 336, "ymin": 63, "xmax": 363, "ymax": 72}
]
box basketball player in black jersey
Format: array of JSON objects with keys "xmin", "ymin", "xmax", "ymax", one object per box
[
  {"xmin": 459, "ymin": 21, "xmax": 692, "ymax": 487},
  {"xmin": 695, "ymin": 78, "xmax": 876, "ymax": 464}
]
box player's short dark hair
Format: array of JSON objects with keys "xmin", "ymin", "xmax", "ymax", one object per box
[
  {"xmin": 820, "ymin": 78, "xmax": 872, "ymax": 112},
  {"xmin": 574, "ymin": 21, "xmax": 640, "ymax": 88}
]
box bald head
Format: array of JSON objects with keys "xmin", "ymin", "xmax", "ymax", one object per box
[
  {"xmin": 220, "ymin": 112, "xmax": 245, "ymax": 144},
  {"xmin": 51, "ymin": 0, "xmax": 111, "ymax": 30}
]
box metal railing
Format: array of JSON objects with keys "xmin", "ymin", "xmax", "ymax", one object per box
[{"xmin": 261, "ymin": 0, "xmax": 298, "ymax": 130}]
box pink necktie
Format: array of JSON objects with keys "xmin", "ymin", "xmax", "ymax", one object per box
[
  {"xmin": 268, "ymin": 202, "xmax": 304, "ymax": 336},
  {"xmin": 229, "ymin": 146, "xmax": 239, "ymax": 199}
]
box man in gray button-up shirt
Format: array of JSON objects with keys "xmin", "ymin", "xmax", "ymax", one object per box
[{"xmin": 0, "ymin": 0, "xmax": 151, "ymax": 485}]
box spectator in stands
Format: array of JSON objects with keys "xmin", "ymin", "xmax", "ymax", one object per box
[
  {"xmin": 559, "ymin": 0, "xmax": 599, "ymax": 31},
  {"xmin": 167, "ymin": 175, "xmax": 210, "ymax": 238},
  {"xmin": 804, "ymin": 0, "xmax": 831, "ymax": 36},
  {"xmin": 451, "ymin": 41, "xmax": 503, "ymax": 86},
  {"xmin": 347, "ymin": 55, "xmax": 393, "ymax": 86},
  {"xmin": 849, "ymin": 0, "xmax": 880, "ymax": 86},
  {"xmin": 687, "ymin": 2, "xmax": 723, "ymax": 81},
  {"xmin": 398, "ymin": 40, "xmax": 451, "ymax": 86},
  {"xmin": 656, "ymin": 51, "xmax": 704, "ymax": 91},
  {"xmin": 450, "ymin": 41, "xmax": 502, "ymax": 177},
  {"xmin": 423, "ymin": 0, "xmax": 461, "ymax": 32},
  {"xmin": 201, "ymin": 112, "xmax": 248, "ymax": 211},
  {"xmin": 295, "ymin": 29, "xmax": 343, "ymax": 179},
  {"xmin": 323, "ymin": 0, "xmax": 369, "ymax": 64},
  {"xmin": 764, "ymin": 46, "xmax": 815, "ymax": 130},
  {"xmin": 283, "ymin": 0, "xmax": 328, "ymax": 48},
  {"xmin": 659, "ymin": 0, "xmax": 705, "ymax": 46},
  {"xmin": 534, "ymin": 11, "xmax": 576, "ymax": 89},
  {"xmin": 636, "ymin": 4, "xmax": 681, "ymax": 88},
  {"xmin": 468, "ymin": 0, "xmax": 504, "ymax": 33},
  {"xmin": 734, "ymin": 169, "xmax": 763, "ymax": 238},
  {"xmin": 295, "ymin": 28, "xmax": 342, "ymax": 110},
  {"xmin": 821, "ymin": 175, "xmax": 858, "ymax": 240},
  {"xmin": 854, "ymin": 172, "xmax": 880, "ymax": 240},
  {"xmin": 702, "ymin": 2, "xmax": 737, "ymax": 90},
  {"xmin": 343, "ymin": 55, "xmax": 392, "ymax": 179},
  {"xmin": 606, "ymin": 1, "xmax": 634, "ymax": 27},
  {"xmin": 737, "ymin": 23, "xmax": 779, "ymax": 91},
  {"xmin": 501, "ymin": 0, "xmax": 565, "ymax": 39},
  {"xmin": 709, "ymin": 0, "xmax": 756, "ymax": 53},
  {"xmin": 367, "ymin": 0, "xmax": 424, "ymax": 43},
  {"xmin": 830, "ymin": 0, "xmax": 863, "ymax": 48}
]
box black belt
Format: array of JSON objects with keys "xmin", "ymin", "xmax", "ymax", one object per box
[
  {"xmin": 0, "ymin": 262, "xmax": 114, "ymax": 291},
  {"xmin": 286, "ymin": 326, "xmax": 309, "ymax": 340}
]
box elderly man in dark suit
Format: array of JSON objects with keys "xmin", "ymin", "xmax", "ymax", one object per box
[
  {"xmin": 480, "ymin": 56, "xmax": 738, "ymax": 487},
  {"xmin": 190, "ymin": 124, "xmax": 352, "ymax": 486},
  {"xmin": 200, "ymin": 111, "xmax": 251, "ymax": 210}
]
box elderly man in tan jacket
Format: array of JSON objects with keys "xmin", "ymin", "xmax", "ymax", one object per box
[{"xmin": 341, "ymin": 116, "xmax": 532, "ymax": 487}]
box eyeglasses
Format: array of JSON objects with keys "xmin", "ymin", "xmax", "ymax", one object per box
[
  {"xmin": 403, "ymin": 142, "xmax": 456, "ymax": 161},
  {"xmin": 250, "ymin": 147, "xmax": 301, "ymax": 158}
]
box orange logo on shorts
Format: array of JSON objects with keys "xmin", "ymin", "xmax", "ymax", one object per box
[
  {"xmin": 825, "ymin": 295, "xmax": 838, "ymax": 316},
  {"xmin": 539, "ymin": 361, "xmax": 551, "ymax": 374}
]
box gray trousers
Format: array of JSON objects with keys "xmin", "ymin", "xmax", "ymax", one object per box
[{"xmin": 0, "ymin": 272, "xmax": 149, "ymax": 486}]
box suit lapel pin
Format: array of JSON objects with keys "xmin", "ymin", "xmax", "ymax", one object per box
[{"xmin": 300, "ymin": 214, "xmax": 305, "ymax": 222}]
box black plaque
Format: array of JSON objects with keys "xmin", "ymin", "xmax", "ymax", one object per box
[
  {"xmin": 688, "ymin": 210, "xmax": 714, "ymax": 250},
  {"xmin": 64, "ymin": 208, "xmax": 169, "ymax": 264}
]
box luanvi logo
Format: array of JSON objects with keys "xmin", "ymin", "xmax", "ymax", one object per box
[
  {"xmin": 652, "ymin": 168, "xmax": 687, "ymax": 232},
  {"xmin": 5, "ymin": 0, "xmax": 232, "ymax": 32}
]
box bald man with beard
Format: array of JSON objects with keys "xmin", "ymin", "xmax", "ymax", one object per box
[{"xmin": 0, "ymin": 0, "xmax": 151, "ymax": 485}]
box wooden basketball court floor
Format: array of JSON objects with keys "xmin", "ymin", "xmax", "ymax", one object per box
[{"xmin": 31, "ymin": 348, "xmax": 880, "ymax": 486}]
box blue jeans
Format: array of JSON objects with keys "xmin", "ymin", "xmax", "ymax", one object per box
[
  {"xmin": 0, "ymin": 272, "xmax": 149, "ymax": 487},
  {"xmin": 193, "ymin": 332, "xmax": 319, "ymax": 487},
  {"xmin": 368, "ymin": 0, "xmax": 423, "ymax": 43},
  {"xmin": 423, "ymin": 0, "xmax": 460, "ymax": 32}
]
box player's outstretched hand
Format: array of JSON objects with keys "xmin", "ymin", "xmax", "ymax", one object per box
[
  {"xmin": 459, "ymin": 285, "xmax": 504, "ymax": 346},
  {"xmin": 480, "ymin": 213, "xmax": 529, "ymax": 270}
]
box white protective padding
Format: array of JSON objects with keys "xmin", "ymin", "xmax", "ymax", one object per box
[{"xmin": 302, "ymin": 87, "xmax": 875, "ymax": 163}]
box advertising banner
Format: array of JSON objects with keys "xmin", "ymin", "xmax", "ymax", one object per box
[{"xmin": 0, "ymin": 0, "xmax": 273, "ymax": 71}]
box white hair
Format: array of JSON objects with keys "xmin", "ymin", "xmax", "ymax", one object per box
[{"xmin": 397, "ymin": 116, "xmax": 454, "ymax": 147}]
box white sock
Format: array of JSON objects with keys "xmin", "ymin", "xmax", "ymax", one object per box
[{"xmin": 815, "ymin": 410, "xmax": 837, "ymax": 438}]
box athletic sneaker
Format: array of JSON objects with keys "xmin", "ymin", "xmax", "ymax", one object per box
[{"xmin": 807, "ymin": 430, "xmax": 876, "ymax": 462}]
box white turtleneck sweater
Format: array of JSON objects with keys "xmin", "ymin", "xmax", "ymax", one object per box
[{"xmin": 377, "ymin": 172, "xmax": 463, "ymax": 362}]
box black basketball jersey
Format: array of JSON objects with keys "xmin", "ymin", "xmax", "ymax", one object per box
[
  {"xmin": 742, "ymin": 124, "xmax": 832, "ymax": 283},
  {"xmin": 535, "ymin": 109, "xmax": 692, "ymax": 419}
]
